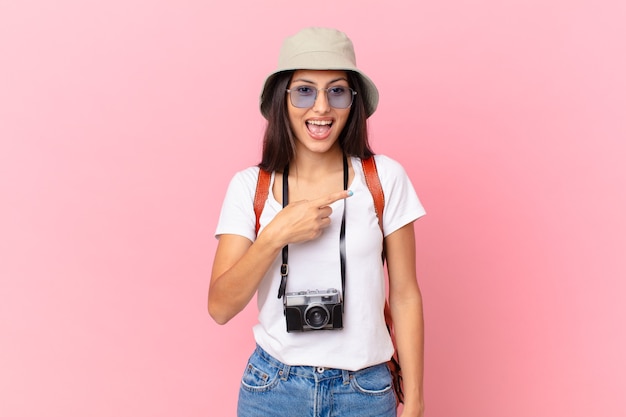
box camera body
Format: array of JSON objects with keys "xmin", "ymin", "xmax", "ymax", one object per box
[{"xmin": 284, "ymin": 288, "xmax": 343, "ymax": 332}]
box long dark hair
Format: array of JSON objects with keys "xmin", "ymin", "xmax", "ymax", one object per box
[{"xmin": 259, "ymin": 70, "xmax": 374, "ymax": 172}]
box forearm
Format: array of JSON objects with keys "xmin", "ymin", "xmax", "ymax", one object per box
[{"xmin": 391, "ymin": 292, "xmax": 425, "ymax": 416}]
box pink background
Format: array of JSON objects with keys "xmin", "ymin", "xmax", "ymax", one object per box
[{"xmin": 1, "ymin": 1, "xmax": 625, "ymax": 416}]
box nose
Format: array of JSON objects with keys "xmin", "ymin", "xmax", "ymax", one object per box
[{"xmin": 312, "ymin": 89, "xmax": 331, "ymax": 113}]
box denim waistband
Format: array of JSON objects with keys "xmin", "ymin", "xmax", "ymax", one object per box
[{"xmin": 254, "ymin": 344, "xmax": 351, "ymax": 384}]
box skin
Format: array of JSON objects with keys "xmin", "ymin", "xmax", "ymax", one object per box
[{"xmin": 208, "ymin": 70, "xmax": 424, "ymax": 417}]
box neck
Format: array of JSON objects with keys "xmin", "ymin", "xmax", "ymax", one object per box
[{"xmin": 291, "ymin": 145, "xmax": 345, "ymax": 178}]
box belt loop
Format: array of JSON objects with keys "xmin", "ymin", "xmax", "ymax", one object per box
[
  {"xmin": 280, "ymin": 364, "xmax": 290, "ymax": 381},
  {"xmin": 342, "ymin": 369, "xmax": 350, "ymax": 385}
]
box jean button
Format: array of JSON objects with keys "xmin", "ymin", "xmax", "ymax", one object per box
[{"xmin": 316, "ymin": 367, "xmax": 325, "ymax": 374}]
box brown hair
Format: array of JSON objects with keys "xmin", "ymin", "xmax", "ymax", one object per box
[{"xmin": 258, "ymin": 71, "xmax": 374, "ymax": 172}]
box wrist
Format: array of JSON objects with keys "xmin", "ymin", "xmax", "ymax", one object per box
[
  {"xmin": 400, "ymin": 403, "xmax": 425, "ymax": 417},
  {"xmin": 256, "ymin": 226, "xmax": 286, "ymax": 253}
]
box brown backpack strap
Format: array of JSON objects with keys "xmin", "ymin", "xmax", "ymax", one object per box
[
  {"xmin": 361, "ymin": 156, "xmax": 384, "ymax": 235},
  {"xmin": 362, "ymin": 156, "xmax": 404, "ymax": 404},
  {"xmin": 254, "ymin": 169, "xmax": 271, "ymax": 236}
]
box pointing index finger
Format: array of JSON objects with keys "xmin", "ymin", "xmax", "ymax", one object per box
[{"xmin": 313, "ymin": 190, "xmax": 353, "ymax": 208}]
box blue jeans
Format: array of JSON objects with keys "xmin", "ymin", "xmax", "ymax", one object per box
[{"xmin": 237, "ymin": 345, "xmax": 397, "ymax": 417}]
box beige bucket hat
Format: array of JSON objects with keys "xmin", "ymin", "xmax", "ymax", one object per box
[{"xmin": 260, "ymin": 27, "xmax": 379, "ymax": 119}]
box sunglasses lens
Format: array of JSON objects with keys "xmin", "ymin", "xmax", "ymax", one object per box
[
  {"xmin": 327, "ymin": 87, "xmax": 353, "ymax": 109},
  {"xmin": 290, "ymin": 86, "xmax": 316, "ymax": 108}
]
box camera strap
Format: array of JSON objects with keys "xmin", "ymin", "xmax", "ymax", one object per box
[{"xmin": 277, "ymin": 155, "xmax": 348, "ymax": 304}]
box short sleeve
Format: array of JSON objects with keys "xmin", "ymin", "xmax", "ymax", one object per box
[
  {"xmin": 214, "ymin": 166, "xmax": 260, "ymax": 242},
  {"xmin": 375, "ymin": 155, "xmax": 426, "ymax": 236}
]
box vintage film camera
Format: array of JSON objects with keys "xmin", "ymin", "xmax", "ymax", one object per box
[{"xmin": 284, "ymin": 288, "xmax": 343, "ymax": 332}]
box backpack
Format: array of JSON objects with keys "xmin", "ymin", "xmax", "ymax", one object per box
[{"xmin": 253, "ymin": 156, "xmax": 404, "ymax": 405}]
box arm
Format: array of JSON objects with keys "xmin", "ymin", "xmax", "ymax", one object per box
[
  {"xmin": 385, "ymin": 222, "xmax": 425, "ymax": 417},
  {"xmin": 208, "ymin": 232, "xmax": 282, "ymax": 324},
  {"xmin": 208, "ymin": 190, "xmax": 352, "ymax": 324}
]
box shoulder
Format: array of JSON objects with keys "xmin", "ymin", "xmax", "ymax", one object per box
[
  {"xmin": 371, "ymin": 154, "xmax": 410, "ymax": 179},
  {"xmin": 227, "ymin": 166, "xmax": 262, "ymax": 190},
  {"xmin": 370, "ymin": 155, "xmax": 419, "ymax": 201},
  {"xmin": 231, "ymin": 165, "xmax": 261, "ymax": 183},
  {"xmin": 221, "ymin": 166, "xmax": 266, "ymax": 204}
]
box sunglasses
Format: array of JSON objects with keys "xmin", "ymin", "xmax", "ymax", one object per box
[{"xmin": 286, "ymin": 85, "xmax": 357, "ymax": 109}]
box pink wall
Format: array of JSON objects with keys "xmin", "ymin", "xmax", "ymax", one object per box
[{"xmin": 1, "ymin": 1, "xmax": 624, "ymax": 416}]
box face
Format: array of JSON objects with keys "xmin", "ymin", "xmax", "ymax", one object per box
[{"xmin": 287, "ymin": 70, "xmax": 352, "ymax": 156}]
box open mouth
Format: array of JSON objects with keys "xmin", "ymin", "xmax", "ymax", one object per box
[{"xmin": 306, "ymin": 119, "xmax": 333, "ymax": 138}]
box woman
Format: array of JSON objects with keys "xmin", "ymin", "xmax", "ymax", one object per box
[{"xmin": 209, "ymin": 27, "xmax": 425, "ymax": 417}]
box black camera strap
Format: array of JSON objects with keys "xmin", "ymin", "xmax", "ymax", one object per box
[
  {"xmin": 277, "ymin": 155, "xmax": 348, "ymax": 306},
  {"xmin": 276, "ymin": 163, "xmax": 290, "ymax": 300}
]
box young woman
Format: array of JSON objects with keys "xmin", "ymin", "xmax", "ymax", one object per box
[{"xmin": 209, "ymin": 27, "xmax": 426, "ymax": 417}]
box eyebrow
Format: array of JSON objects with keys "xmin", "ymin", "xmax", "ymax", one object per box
[{"xmin": 291, "ymin": 77, "xmax": 349, "ymax": 86}]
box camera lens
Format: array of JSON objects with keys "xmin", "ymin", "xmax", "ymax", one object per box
[{"xmin": 304, "ymin": 304, "xmax": 330, "ymax": 329}]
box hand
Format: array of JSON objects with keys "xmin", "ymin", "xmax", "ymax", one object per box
[
  {"xmin": 398, "ymin": 399, "xmax": 425, "ymax": 417},
  {"xmin": 261, "ymin": 190, "xmax": 352, "ymax": 246}
]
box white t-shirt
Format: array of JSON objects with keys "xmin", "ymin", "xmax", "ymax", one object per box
[{"xmin": 215, "ymin": 155, "xmax": 425, "ymax": 371}]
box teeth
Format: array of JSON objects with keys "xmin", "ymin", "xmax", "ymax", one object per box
[{"xmin": 307, "ymin": 120, "xmax": 332, "ymax": 126}]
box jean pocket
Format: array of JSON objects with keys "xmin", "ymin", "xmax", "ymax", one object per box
[
  {"xmin": 240, "ymin": 356, "xmax": 280, "ymax": 392},
  {"xmin": 350, "ymin": 363, "xmax": 393, "ymax": 395}
]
